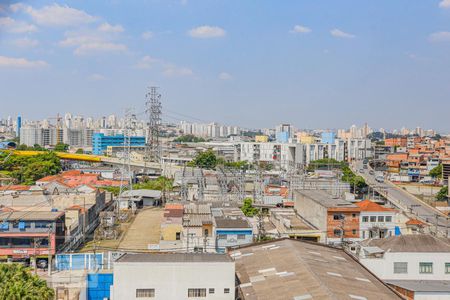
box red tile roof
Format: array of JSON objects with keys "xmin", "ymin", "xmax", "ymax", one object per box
[
  {"xmin": 406, "ymin": 219, "xmax": 425, "ymax": 226},
  {"xmin": 355, "ymin": 200, "xmax": 396, "ymax": 212},
  {"xmin": 0, "ymin": 185, "xmax": 31, "ymax": 191}
]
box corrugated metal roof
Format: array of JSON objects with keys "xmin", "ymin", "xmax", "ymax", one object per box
[
  {"xmin": 0, "ymin": 211, "xmax": 64, "ymax": 221},
  {"xmin": 362, "ymin": 234, "xmax": 450, "ymax": 253},
  {"xmin": 233, "ymin": 239, "xmax": 401, "ymax": 300}
]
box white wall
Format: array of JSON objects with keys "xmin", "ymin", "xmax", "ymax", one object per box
[
  {"xmin": 360, "ymin": 252, "xmax": 450, "ymax": 281},
  {"xmin": 113, "ymin": 261, "xmax": 235, "ymax": 300},
  {"xmin": 415, "ymin": 292, "xmax": 450, "ymax": 300}
]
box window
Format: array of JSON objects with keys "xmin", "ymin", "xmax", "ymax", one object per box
[
  {"xmin": 394, "ymin": 262, "xmax": 408, "ymax": 274},
  {"xmin": 209, "ymin": 288, "xmax": 215, "ymax": 294},
  {"xmin": 218, "ymin": 234, "xmax": 227, "ymax": 240},
  {"xmin": 445, "ymin": 263, "xmax": 450, "ymax": 274},
  {"xmin": 333, "ymin": 229, "xmax": 342, "ymax": 237},
  {"xmin": 204, "ymin": 229, "xmax": 209, "ymax": 237},
  {"xmin": 333, "ymin": 214, "xmax": 343, "ymax": 220},
  {"xmin": 136, "ymin": 289, "xmax": 155, "ymax": 298},
  {"xmin": 237, "ymin": 234, "xmax": 246, "ymax": 240},
  {"xmin": 378, "ymin": 216, "xmax": 384, "ymax": 222},
  {"xmin": 362, "ymin": 216, "xmax": 369, "ymax": 223},
  {"xmin": 352, "ymin": 229, "xmax": 357, "ymax": 235},
  {"xmin": 369, "ymin": 216, "xmax": 376, "ymax": 222},
  {"xmin": 385, "ymin": 216, "xmax": 392, "ymax": 222},
  {"xmin": 0, "ymin": 222, "xmax": 8, "ymax": 231},
  {"xmin": 419, "ymin": 262, "xmax": 433, "ymax": 274},
  {"xmin": 352, "ymin": 214, "xmax": 357, "ymax": 218},
  {"xmin": 224, "ymin": 288, "xmax": 230, "ymax": 294},
  {"xmin": 176, "ymin": 232, "xmax": 181, "ymax": 240},
  {"xmin": 188, "ymin": 289, "xmax": 206, "ymax": 297},
  {"xmin": 35, "ymin": 221, "xmax": 50, "ymax": 229}
]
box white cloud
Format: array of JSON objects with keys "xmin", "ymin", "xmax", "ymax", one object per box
[
  {"xmin": 330, "ymin": 28, "xmax": 355, "ymax": 39},
  {"xmin": 188, "ymin": 25, "xmax": 226, "ymax": 38},
  {"xmin": 439, "ymin": 0, "xmax": 450, "ymax": 8},
  {"xmin": 290, "ymin": 25, "xmax": 311, "ymax": 34},
  {"xmin": 98, "ymin": 22, "xmax": 124, "ymax": 33},
  {"xmin": 13, "ymin": 3, "xmax": 97, "ymax": 27},
  {"xmin": 135, "ymin": 56, "xmax": 160, "ymax": 69},
  {"xmin": 429, "ymin": 31, "xmax": 450, "ymax": 42},
  {"xmin": 142, "ymin": 31, "xmax": 154, "ymax": 40},
  {"xmin": 74, "ymin": 42, "xmax": 127, "ymax": 55},
  {"xmin": 218, "ymin": 72, "xmax": 232, "ymax": 80},
  {"xmin": 88, "ymin": 73, "xmax": 107, "ymax": 81},
  {"xmin": 12, "ymin": 38, "xmax": 39, "ymax": 48},
  {"xmin": 59, "ymin": 28, "xmax": 127, "ymax": 55},
  {"xmin": 163, "ymin": 65, "xmax": 194, "ymax": 77},
  {"xmin": 0, "ymin": 55, "xmax": 48, "ymax": 68},
  {"xmin": 0, "ymin": 17, "xmax": 37, "ymax": 33}
]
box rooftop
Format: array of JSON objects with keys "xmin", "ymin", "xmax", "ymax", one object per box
[
  {"xmin": 386, "ymin": 280, "xmax": 450, "ymax": 292},
  {"xmin": 295, "ymin": 190, "xmax": 359, "ymax": 209},
  {"xmin": 362, "ymin": 234, "xmax": 450, "ymax": 253},
  {"xmin": 116, "ymin": 253, "xmax": 232, "ymax": 263},
  {"xmin": 355, "ymin": 200, "xmax": 396, "ymax": 212},
  {"xmin": 0, "ymin": 211, "xmax": 64, "ymax": 221},
  {"xmin": 215, "ymin": 216, "xmax": 251, "ymax": 229},
  {"xmin": 233, "ymin": 239, "xmax": 400, "ymax": 300}
]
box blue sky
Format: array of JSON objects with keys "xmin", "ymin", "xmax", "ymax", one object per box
[{"xmin": 1, "ymin": 0, "xmax": 450, "ymax": 131}]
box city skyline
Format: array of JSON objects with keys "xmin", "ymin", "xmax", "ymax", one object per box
[{"xmin": 1, "ymin": 1, "xmax": 450, "ymax": 131}]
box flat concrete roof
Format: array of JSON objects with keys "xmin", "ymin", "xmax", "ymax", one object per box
[
  {"xmin": 116, "ymin": 253, "xmax": 232, "ymax": 263},
  {"xmin": 295, "ymin": 190, "xmax": 358, "ymax": 209}
]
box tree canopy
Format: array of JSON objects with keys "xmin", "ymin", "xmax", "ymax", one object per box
[
  {"xmin": 173, "ymin": 135, "xmax": 206, "ymax": 143},
  {"xmin": 241, "ymin": 198, "xmax": 259, "ymax": 217},
  {"xmin": 0, "ymin": 264, "xmax": 54, "ymax": 300},
  {"xmin": 103, "ymin": 176, "xmax": 173, "ymax": 196},
  {"xmin": 54, "ymin": 143, "xmax": 69, "ymax": 152},
  {"xmin": 187, "ymin": 149, "xmax": 218, "ymax": 169},
  {"xmin": 436, "ymin": 186, "xmax": 448, "ymax": 201},
  {"xmin": 429, "ymin": 164, "xmax": 443, "ymax": 179},
  {"xmin": 0, "ymin": 152, "xmax": 61, "ymax": 185}
]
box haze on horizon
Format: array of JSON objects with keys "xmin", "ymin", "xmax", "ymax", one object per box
[{"xmin": 1, "ymin": 0, "xmax": 450, "ymax": 132}]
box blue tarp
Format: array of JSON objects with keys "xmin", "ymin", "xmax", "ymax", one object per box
[
  {"xmin": 87, "ymin": 273, "xmax": 113, "ymax": 300},
  {"xmin": 395, "ymin": 226, "xmax": 401, "ymax": 236}
]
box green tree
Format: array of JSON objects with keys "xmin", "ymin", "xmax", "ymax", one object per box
[
  {"xmin": 54, "ymin": 143, "xmax": 69, "ymax": 152},
  {"xmin": 75, "ymin": 148, "xmax": 84, "ymax": 154},
  {"xmin": 0, "ymin": 152, "xmax": 61, "ymax": 185},
  {"xmin": 429, "ymin": 164, "xmax": 443, "ymax": 179},
  {"xmin": 174, "ymin": 135, "xmax": 206, "ymax": 143},
  {"xmin": 188, "ymin": 149, "xmax": 218, "ymax": 169},
  {"xmin": 436, "ymin": 186, "xmax": 448, "ymax": 201},
  {"xmin": 0, "ymin": 264, "xmax": 54, "ymax": 300},
  {"xmin": 241, "ymin": 198, "xmax": 259, "ymax": 217}
]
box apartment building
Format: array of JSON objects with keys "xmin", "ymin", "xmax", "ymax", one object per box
[
  {"xmin": 0, "ymin": 211, "xmax": 65, "ymax": 261},
  {"xmin": 355, "ymin": 200, "xmax": 398, "ymax": 239},
  {"xmin": 294, "ymin": 190, "xmax": 360, "ymax": 244},
  {"xmin": 112, "ymin": 253, "xmax": 235, "ymax": 300}
]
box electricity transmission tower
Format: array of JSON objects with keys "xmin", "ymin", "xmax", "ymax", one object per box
[
  {"xmin": 145, "ymin": 87, "xmax": 162, "ymax": 164},
  {"xmin": 118, "ymin": 108, "xmax": 134, "ymax": 213}
]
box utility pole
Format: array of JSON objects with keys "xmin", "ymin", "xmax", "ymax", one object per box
[{"xmin": 118, "ymin": 108, "xmax": 134, "ymax": 214}]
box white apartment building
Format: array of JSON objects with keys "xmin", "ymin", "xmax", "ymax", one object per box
[
  {"xmin": 355, "ymin": 200, "xmax": 398, "ymax": 239},
  {"xmin": 20, "ymin": 126, "xmax": 62, "ymax": 147},
  {"xmin": 235, "ymin": 142, "xmax": 304, "ymax": 170},
  {"xmin": 112, "ymin": 253, "xmax": 235, "ymax": 300},
  {"xmin": 358, "ymin": 235, "xmax": 450, "ymax": 281}
]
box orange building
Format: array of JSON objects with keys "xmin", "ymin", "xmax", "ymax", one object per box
[{"xmin": 385, "ymin": 138, "xmax": 407, "ymax": 147}]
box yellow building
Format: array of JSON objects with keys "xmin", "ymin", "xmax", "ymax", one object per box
[
  {"xmin": 255, "ymin": 135, "xmax": 269, "ymax": 143},
  {"xmin": 298, "ymin": 135, "xmax": 316, "ymax": 144}
]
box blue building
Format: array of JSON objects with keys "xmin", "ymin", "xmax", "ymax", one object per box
[
  {"xmin": 276, "ymin": 131, "xmax": 290, "ymax": 143},
  {"xmin": 16, "ymin": 115, "xmax": 21, "ymax": 137},
  {"xmin": 92, "ymin": 133, "xmax": 146, "ymax": 155},
  {"xmin": 213, "ymin": 208, "xmax": 253, "ymax": 253},
  {"xmin": 321, "ymin": 132, "xmax": 336, "ymax": 144}
]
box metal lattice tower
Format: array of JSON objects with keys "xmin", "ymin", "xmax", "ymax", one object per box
[
  {"xmin": 180, "ymin": 164, "xmax": 189, "ymax": 202},
  {"xmin": 145, "ymin": 87, "xmax": 162, "ymax": 164},
  {"xmin": 197, "ymin": 169, "xmax": 205, "ymax": 202},
  {"xmin": 253, "ymin": 168, "xmax": 264, "ymax": 204},
  {"xmin": 118, "ymin": 108, "xmax": 134, "ymax": 211},
  {"xmin": 217, "ymin": 167, "xmax": 229, "ymax": 203}
]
